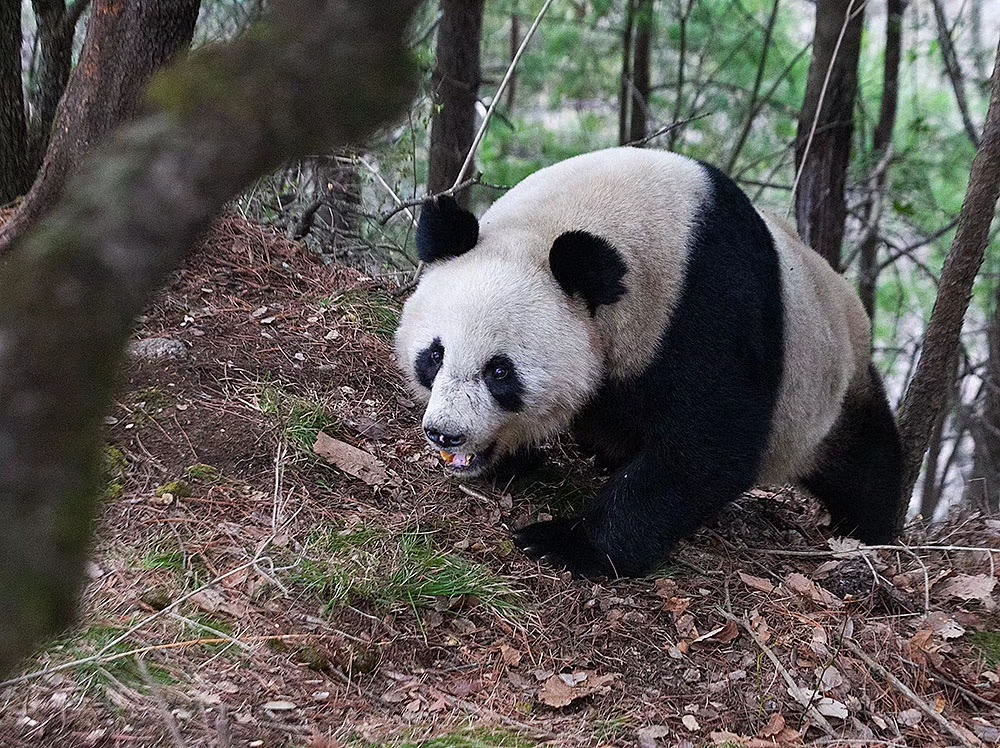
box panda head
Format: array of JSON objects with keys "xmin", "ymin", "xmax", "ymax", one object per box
[{"xmin": 395, "ymin": 195, "xmax": 627, "ymax": 477}]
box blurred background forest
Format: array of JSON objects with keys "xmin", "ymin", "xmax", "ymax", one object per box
[{"xmin": 4, "ymin": 0, "xmax": 999, "ymax": 521}]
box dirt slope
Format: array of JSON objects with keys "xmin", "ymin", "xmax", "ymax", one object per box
[{"xmin": 1, "ymin": 215, "xmax": 998, "ymax": 748}]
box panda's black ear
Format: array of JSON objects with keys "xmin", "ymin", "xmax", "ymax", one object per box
[
  {"xmin": 416, "ymin": 195, "xmax": 480, "ymax": 263},
  {"xmin": 549, "ymin": 231, "xmax": 627, "ymax": 316}
]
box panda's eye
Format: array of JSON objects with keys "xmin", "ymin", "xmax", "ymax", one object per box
[
  {"xmin": 430, "ymin": 348, "xmax": 443, "ymax": 365},
  {"xmin": 491, "ymin": 364, "xmax": 509, "ymax": 381}
]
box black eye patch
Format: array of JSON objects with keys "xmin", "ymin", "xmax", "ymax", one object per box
[
  {"xmin": 415, "ymin": 338, "xmax": 444, "ymax": 389},
  {"xmin": 484, "ymin": 354, "xmax": 523, "ymax": 412}
]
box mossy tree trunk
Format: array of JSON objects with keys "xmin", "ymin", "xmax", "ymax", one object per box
[
  {"xmin": 0, "ymin": 0, "xmax": 200, "ymax": 254},
  {"xmin": 0, "ymin": 0, "xmax": 420, "ymax": 676}
]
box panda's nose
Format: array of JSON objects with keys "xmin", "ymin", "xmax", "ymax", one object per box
[{"xmin": 425, "ymin": 426, "xmax": 466, "ymax": 449}]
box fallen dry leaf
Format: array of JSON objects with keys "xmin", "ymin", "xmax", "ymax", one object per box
[
  {"xmin": 313, "ymin": 431, "xmax": 387, "ymax": 486},
  {"xmin": 682, "ymin": 714, "xmax": 700, "ymax": 732},
  {"xmin": 937, "ymin": 573, "xmax": 996, "ymax": 603},
  {"xmin": 538, "ymin": 671, "xmax": 617, "ymax": 708},
  {"xmin": 784, "ymin": 572, "xmax": 843, "ymax": 608},
  {"xmin": 739, "ymin": 571, "xmax": 775, "ymax": 594},
  {"xmin": 759, "ymin": 713, "xmax": 786, "ymax": 738}
]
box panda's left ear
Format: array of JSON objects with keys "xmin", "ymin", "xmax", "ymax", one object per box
[
  {"xmin": 549, "ymin": 231, "xmax": 627, "ymax": 316},
  {"xmin": 416, "ymin": 195, "xmax": 480, "ymax": 263}
]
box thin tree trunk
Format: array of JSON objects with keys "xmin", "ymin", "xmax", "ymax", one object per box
[
  {"xmin": 0, "ymin": 0, "xmax": 200, "ymax": 254},
  {"xmin": 794, "ymin": 0, "xmax": 865, "ymax": 271},
  {"xmin": 0, "ymin": 0, "xmax": 421, "ymax": 676},
  {"xmin": 505, "ymin": 13, "xmax": 519, "ymax": 113},
  {"xmin": 966, "ymin": 283, "xmax": 1000, "ymax": 513},
  {"xmin": 667, "ymin": 0, "xmax": 694, "ymax": 151},
  {"xmin": 930, "ymin": 0, "xmax": 981, "ymax": 148},
  {"xmin": 27, "ymin": 0, "xmax": 91, "ymax": 172},
  {"xmin": 618, "ymin": 0, "xmax": 635, "ymax": 146},
  {"xmin": 426, "ymin": 0, "xmax": 485, "ymax": 208},
  {"xmin": 627, "ymin": 0, "xmax": 652, "ymax": 145},
  {"xmin": 0, "ymin": 1, "xmax": 29, "ymax": 204},
  {"xmin": 897, "ymin": 37, "xmax": 1000, "ymax": 509},
  {"xmin": 858, "ymin": 0, "xmax": 906, "ymax": 319}
]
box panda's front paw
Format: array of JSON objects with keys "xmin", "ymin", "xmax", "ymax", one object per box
[{"xmin": 513, "ymin": 517, "xmax": 616, "ymax": 579}]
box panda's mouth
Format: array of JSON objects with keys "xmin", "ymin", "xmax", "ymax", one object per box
[{"xmin": 437, "ymin": 443, "xmax": 496, "ymax": 475}]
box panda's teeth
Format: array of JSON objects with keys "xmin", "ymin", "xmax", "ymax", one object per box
[{"xmin": 439, "ymin": 451, "xmax": 476, "ymax": 468}]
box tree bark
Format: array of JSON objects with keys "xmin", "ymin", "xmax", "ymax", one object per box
[
  {"xmin": 426, "ymin": 0, "xmax": 485, "ymax": 209},
  {"xmin": 858, "ymin": 0, "xmax": 905, "ymax": 319},
  {"xmin": 0, "ymin": 0, "xmax": 420, "ymax": 676},
  {"xmin": 0, "ymin": 0, "xmax": 200, "ymax": 254},
  {"xmin": 966, "ymin": 284, "xmax": 1000, "ymax": 512},
  {"xmin": 618, "ymin": 0, "xmax": 635, "ymax": 146},
  {"xmin": 505, "ymin": 13, "xmax": 519, "ymax": 113},
  {"xmin": 0, "ymin": 1, "xmax": 30, "ymax": 204},
  {"xmin": 627, "ymin": 0, "xmax": 653, "ymax": 145},
  {"xmin": 27, "ymin": 0, "xmax": 91, "ymax": 172},
  {"xmin": 897, "ymin": 37, "xmax": 1000, "ymax": 509},
  {"xmin": 794, "ymin": 0, "xmax": 865, "ymax": 271}
]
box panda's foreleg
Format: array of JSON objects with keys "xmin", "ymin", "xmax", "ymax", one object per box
[
  {"xmin": 514, "ymin": 444, "xmax": 747, "ymax": 578},
  {"xmin": 799, "ymin": 364, "xmax": 904, "ymax": 543}
]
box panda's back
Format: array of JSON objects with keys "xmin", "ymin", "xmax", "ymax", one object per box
[{"xmin": 478, "ymin": 148, "xmax": 713, "ymax": 380}]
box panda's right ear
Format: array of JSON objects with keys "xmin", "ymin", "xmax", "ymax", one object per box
[{"xmin": 416, "ymin": 195, "xmax": 480, "ymax": 263}]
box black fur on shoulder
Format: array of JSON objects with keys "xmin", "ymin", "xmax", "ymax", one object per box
[
  {"xmin": 416, "ymin": 195, "xmax": 480, "ymax": 263},
  {"xmin": 549, "ymin": 231, "xmax": 628, "ymax": 316}
]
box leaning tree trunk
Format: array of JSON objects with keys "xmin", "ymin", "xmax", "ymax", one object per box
[
  {"xmin": 794, "ymin": 0, "xmax": 865, "ymax": 271},
  {"xmin": 0, "ymin": 1, "xmax": 29, "ymax": 204},
  {"xmin": 627, "ymin": 0, "xmax": 653, "ymax": 145},
  {"xmin": 0, "ymin": 0, "xmax": 200, "ymax": 254},
  {"xmin": 897, "ymin": 37, "xmax": 1000, "ymax": 509},
  {"xmin": 0, "ymin": 0, "xmax": 420, "ymax": 677},
  {"xmin": 426, "ymin": 0, "xmax": 485, "ymax": 208}
]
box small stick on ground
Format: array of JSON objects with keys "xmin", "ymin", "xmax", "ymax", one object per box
[
  {"xmin": 840, "ymin": 636, "xmax": 980, "ymax": 747},
  {"xmin": 717, "ymin": 608, "xmax": 837, "ymax": 738}
]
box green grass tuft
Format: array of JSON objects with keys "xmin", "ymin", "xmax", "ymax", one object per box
[
  {"xmin": 970, "ymin": 630, "xmax": 1000, "ymax": 666},
  {"xmin": 325, "ymin": 288, "xmax": 400, "ymax": 341},
  {"xmin": 293, "ymin": 529, "xmax": 526, "ymax": 624},
  {"xmin": 258, "ymin": 385, "xmax": 339, "ymax": 452}
]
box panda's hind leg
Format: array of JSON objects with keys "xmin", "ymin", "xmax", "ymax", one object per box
[{"xmin": 799, "ymin": 364, "xmax": 904, "ymax": 544}]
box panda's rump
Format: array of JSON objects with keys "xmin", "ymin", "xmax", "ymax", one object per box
[{"xmin": 757, "ymin": 214, "xmax": 870, "ymax": 483}]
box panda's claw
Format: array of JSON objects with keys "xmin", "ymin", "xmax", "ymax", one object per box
[{"xmin": 513, "ymin": 517, "xmax": 616, "ymax": 579}]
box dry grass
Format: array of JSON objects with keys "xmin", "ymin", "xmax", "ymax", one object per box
[{"xmin": 1, "ymin": 213, "xmax": 998, "ymax": 747}]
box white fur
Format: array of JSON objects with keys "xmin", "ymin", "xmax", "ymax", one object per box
[{"xmin": 757, "ymin": 213, "xmax": 871, "ymax": 482}]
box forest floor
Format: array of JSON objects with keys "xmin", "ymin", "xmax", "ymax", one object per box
[{"xmin": 1, "ymin": 214, "xmax": 999, "ymax": 748}]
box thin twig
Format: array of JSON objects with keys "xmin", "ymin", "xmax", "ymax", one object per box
[
  {"xmin": 717, "ymin": 608, "xmax": 837, "ymax": 737},
  {"xmin": 137, "ymin": 657, "xmax": 188, "ymax": 748},
  {"xmin": 840, "ymin": 636, "xmax": 979, "ymax": 747},
  {"xmin": 452, "ymin": 0, "xmax": 557, "ymax": 190}
]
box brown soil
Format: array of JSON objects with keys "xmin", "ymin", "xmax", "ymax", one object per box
[{"xmin": 1, "ymin": 214, "xmax": 998, "ymax": 748}]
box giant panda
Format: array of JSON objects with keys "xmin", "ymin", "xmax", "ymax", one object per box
[{"xmin": 395, "ymin": 147, "xmax": 904, "ymax": 578}]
